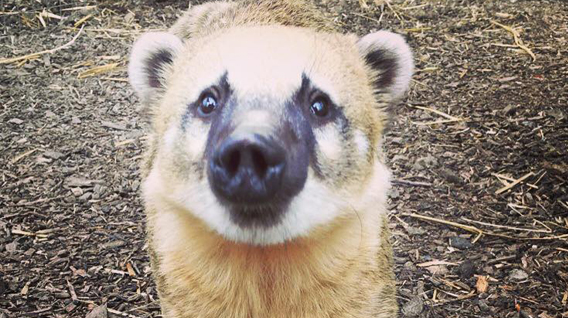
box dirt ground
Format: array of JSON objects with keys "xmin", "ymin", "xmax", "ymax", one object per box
[{"xmin": 1, "ymin": 0, "xmax": 567, "ymax": 317}]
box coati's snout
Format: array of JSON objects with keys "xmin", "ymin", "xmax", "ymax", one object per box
[
  {"xmin": 207, "ymin": 108, "xmax": 310, "ymax": 226},
  {"xmin": 209, "ymin": 133, "xmax": 287, "ymax": 204},
  {"xmin": 208, "ymin": 130, "xmax": 308, "ymax": 225}
]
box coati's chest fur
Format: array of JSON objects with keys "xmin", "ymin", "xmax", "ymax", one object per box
[{"xmin": 128, "ymin": 1, "xmax": 413, "ymax": 317}]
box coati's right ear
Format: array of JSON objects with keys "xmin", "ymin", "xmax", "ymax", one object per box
[
  {"xmin": 128, "ymin": 32, "xmax": 183, "ymax": 102},
  {"xmin": 357, "ymin": 31, "xmax": 413, "ymax": 103}
]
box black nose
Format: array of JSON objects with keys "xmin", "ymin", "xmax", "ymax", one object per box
[{"xmin": 208, "ymin": 134, "xmax": 286, "ymax": 204}]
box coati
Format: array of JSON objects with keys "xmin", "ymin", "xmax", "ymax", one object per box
[{"xmin": 128, "ymin": 0, "xmax": 413, "ymax": 317}]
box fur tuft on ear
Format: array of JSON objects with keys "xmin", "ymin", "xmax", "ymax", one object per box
[
  {"xmin": 357, "ymin": 30, "xmax": 413, "ymax": 102},
  {"xmin": 128, "ymin": 32, "xmax": 183, "ymax": 103}
]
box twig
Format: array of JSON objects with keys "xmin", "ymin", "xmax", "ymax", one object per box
[
  {"xmin": 78, "ymin": 63, "xmax": 120, "ymax": 79},
  {"xmin": 487, "ymin": 255, "xmax": 516, "ymax": 265},
  {"xmin": 461, "ymin": 217, "xmax": 551, "ymax": 233},
  {"xmin": 101, "ymin": 77, "xmax": 128, "ymax": 82},
  {"xmin": 12, "ymin": 195, "xmax": 67, "ymax": 207},
  {"xmin": 11, "ymin": 229, "xmax": 49, "ymax": 238},
  {"xmin": 413, "ymin": 105, "xmax": 462, "ymax": 121},
  {"xmin": 351, "ymin": 12, "xmax": 381, "ymax": 24},
  {"xmin": 408, "ymin": 213, "xmax": 568, "ymax": 242},
  {"xmin": 384, "ymin": 0, "xmax": 403, "ymax": 23},
  {"xmin": 66, "ymin": 280, "xmax": 78, "ymax": 302},
  {"xmin": 0, "ymin": 26, "xmax": 84, "ymax": 65},
  {"xmin": 493, "ymin": 173, "xmax": 538, "ymax": 189},
  {"xmin": 491, "ymin": 20, "xmax": 536, "ymax": 61},
  {"xmin": 74, "ymin": 14, "xmax": 93, "ymax": 28},
  {"xmin": 10, "ymin": 148, "xmax": 39, "ymax": 164},
  {"xmin": 413, "ymin": 119, "xmax": 462, "ymax": 126},
  {"xmin": 433, "ymin": 290, "xmax": 476, "ymax": 306},
  {"xmin": 406, "ymin": 213, "xmax": 484, "ymax": 243},
  {"xmin": 61, "ymin": 5, "xmax": 97, "ymax": 11},
  {"xmin": 495, "ymin": 172, "xmax": 534, "ymax": 194},
  {"xmin": 107, "ymin": 308, "xmax": 142, "ymax": 318},
  {"xmin": 392, "ymin": 179, "xmax": 432, "ymax": 187},
  {"xmin": 417, "ymin": 260, "xmax": 458, "ymax": 267}
]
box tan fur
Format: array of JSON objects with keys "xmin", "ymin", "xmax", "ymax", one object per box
[
  {"xmin": 145, "ymin": 184, "xmax": 396, "ymax": 318},
  {"xmin": 131, "ymin": 1, "xmax": 412, "ymax": 317}
]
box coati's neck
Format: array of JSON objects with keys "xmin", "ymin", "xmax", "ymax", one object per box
[{"xmin": 151, "ymin": 208, "xmax": 388, "ymax": 318}]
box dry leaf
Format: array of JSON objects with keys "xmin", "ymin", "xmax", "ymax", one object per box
[
  {"xmin": 476, "ymin": 275, "xmax": 489, "ymax": 293},
  {"xmin": 126, "ymin": 262, "xmax": 136, "ymax": 277},
  {"xmin": 20, "ymin": 282, "xmax": 30, "ymax": 296}
]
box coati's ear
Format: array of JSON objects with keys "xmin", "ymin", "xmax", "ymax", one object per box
[
  {"xmin": 128, "ymin": 32, "xmax": 183, "ymax": 102},
  {"xmin": 357, "ymin": 31, "xmax": 413, "ymax": 102}
]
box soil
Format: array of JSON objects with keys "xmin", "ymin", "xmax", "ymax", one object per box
[{"xmin": 1, "ymin": 0, "xmax": 567, "ymax": 317}]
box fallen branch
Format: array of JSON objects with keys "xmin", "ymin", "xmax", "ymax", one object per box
[{"xmin": 0, "ymin": 26, "xmax": 84, "ymax": 65}]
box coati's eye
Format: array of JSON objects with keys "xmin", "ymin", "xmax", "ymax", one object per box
[
  {"xmin": 197, "ymin": 93, "xmax": 218, "ymax": 116},
  {"xmin": 310, "ymin": 98, "xmax": 329, "ymax": 117}
]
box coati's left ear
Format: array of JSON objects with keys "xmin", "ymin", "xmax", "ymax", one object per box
[
  {"xmin": 128, "ymin": 32, "xmax": 183, "ymax": 103},
  {"xmin": 357, "ymin": 30, "xmax": 414, "ymax": 102}
]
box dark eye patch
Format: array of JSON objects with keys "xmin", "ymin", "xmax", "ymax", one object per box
[
  {"xmin": 294, "ymin": 74, "xmax": 339, "ymax": 126},
  {"xmin": 182, "ymin": 72, "xmax": 231, "ymax": 129},
  {"xmin": 185, "ymin": 73, "xmax": 231, "ymax": 121}
]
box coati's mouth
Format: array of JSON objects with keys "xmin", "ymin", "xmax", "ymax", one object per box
[{"xmin": 226, "ymin": 203, "xmax": 289, "ymax": 228}]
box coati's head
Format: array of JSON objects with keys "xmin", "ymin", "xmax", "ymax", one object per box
[{"xmin": 129, "ymin": 23, "xmax": 412, "ymax": 245}]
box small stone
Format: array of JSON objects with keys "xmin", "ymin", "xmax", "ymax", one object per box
[
  {"xmin": 450, "ymin": 236, "xmax": 472, "ymax": 249},
  {"xmin": 425, "ymin": 265, "xmax": 448, "ymax": 275},
  {"xmin": 389, "ymin": 188, "xmax": 400, "ymax": 199},
  {"xmin": 86, "ymin": 304, "xmax": 108, "ymax": 318},
  {"xmin": 390, "ymin": 137, "xmax": 404, "ymax": 145},
  {"xmin": 70, "ymin": 187, "xmax": 83, "ymax": 196},
  {"xmin": 391, "ymin": 154, "xmax": 408, "ymax": 162},
  {"xmin": 0, "ymin": 278, "xmax": 8, "ymax": 294},
  {"xmin": 8, "ymin": 118, "xmax": 23, "ymax": 125},
  {"xmin": 79, "ymin": 192, "xmax": 92, "ymax": 202},
  {"xmin": 43, "ymin": 151, "xmax": 65, "ymax": 159},
  {"xmin": 458, "ymin": 260, "xmax": 476, "ymax": 279},
  {"xmin": 104, "ymin": 240, "xmax": 126, "ymax": 249},
  {"xmin": 403, "ymin": 261, "xmax": 417, "ymax": 272},
  {"xmin": 478, "ymin": 299, "xmax": 490, "ymax": 312},
  {"xmin": 101, "ymin": 121, "xmax": 126, "ymax": 130},
  {"xmin": 439, "ymin": 168, "xmax": 462, "ymax": 184},
  {"xmin": 65, "ymin": 302, "xmax": 77, "ymax": 313},
  {"xmin": 124, "ymin": 12, "xmax": 135, "ymax": 24},
  {"xmin": 508, "ymin": 269, "xmax": 529, "ymax": 281},
  {"xmin": 406, "ymin": 226, "xmax": 426, "ymax": 236},
  {"xmin": 65, "ymin": 176, "xmax": 99, "ymax": 187},
  {"xmin": 503, "ymin": 104, "xmax": 517, "ymax": 115},
  {"xmin": 5, "ymin": 241, "xmax": 18, "ymax": 253},
  {"xmin": 71, "ymin": 116, "xmax": 82, "ymax": 124},
  {"xmin": 401, "ymin": 296, "xmax": 424, "ymax": 317}
]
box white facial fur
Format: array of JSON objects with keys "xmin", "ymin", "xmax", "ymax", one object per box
[
  {"xmin": 132, "ymin": 26, "xmax": 411, "ymax": 245},
  {"xmin": 145, "ymin": 154, "xmax": 390, "ymax": 246}
]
